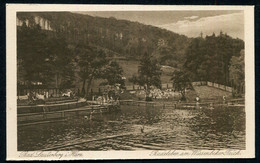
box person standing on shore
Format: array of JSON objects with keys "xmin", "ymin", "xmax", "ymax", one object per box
[
  {"xmin": 223, "ymin": 95, "xmax": 226, "ymax": 104},
  {"xmin": 196, "ymin": 96, "xmax": 200, "ymax": 102},
  {"xmin": 46, "ymin": 91, "xmax": 49, "ymax": 99}
]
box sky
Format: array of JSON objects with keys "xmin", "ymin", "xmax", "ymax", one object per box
[{"xmin": 76, "ymin": 10, "xmax": 244, "ymax": 40}]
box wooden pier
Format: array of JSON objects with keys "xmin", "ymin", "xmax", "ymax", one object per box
[
  {"xmin": 18, "ymin": 100, "xmax": 120, "ymax": 126},
  {"xmin": 17, "ymin": 100, "xmax": 87, "ymax": 114}
]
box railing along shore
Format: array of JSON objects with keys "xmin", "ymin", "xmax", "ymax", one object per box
[
  {"xmin": 17, "ymin": 101, "xmax": 120, "ymax": 126},
  {"xmin": 119, "ymin": 98, "xmax": 245, "ymax": 108}
]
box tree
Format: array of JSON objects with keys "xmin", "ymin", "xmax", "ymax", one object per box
[
  {"xmin": 171, "ymin": 70, "xmax": 191, "ymax": 101},
  {"xmin": 101, "ymin": 61, "xmax": 125, "ymax": 88},
  {"xmin": 183, "ymin": 33, "xmax": 244, "ymax": 85},
  {"xmin": 100, "ymin": 61, "xmax": 125, "ymax": 100},
  {"xmin": 75, "ymin": 44, "xmax": 109, "ymax": 97},
  {"xmin": 130, "ymin": 52, "xmax": 162, "ymax": 100},
  {"xmin": 47, "ymin": 35, "xmax": 75, "ymax": 88},
  {"xmin": 229, "ymin": 50, "xmax": 244, "ymax": 94},
  {"xmin": 17, "ymin": 23, "xmax": 75, "ymax": 88},
  {"xmin": 17, "ymin": 24, "xmax": 55, "ymax": 86}
]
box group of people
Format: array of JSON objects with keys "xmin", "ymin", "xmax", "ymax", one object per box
[
  {"xmin": 25, "ymin": 91, "xmax": 49, "ymax": 104},
  {"xmin": 135, "ymin": 89, "xmax": 181, "ymax": 100},
  {"xmin": 18, "ymin": 89, "xmax": 77, "ymax": 103},
  {"xmin": 93, "ymin": 94, "xmax": 119, "ymax": 105},
  {"xmin": 91, "ymin": 85, "xmax": 121, "ymax": 105},
  {"xmin": 27, "ymin": 91, "xmax": 46, "ymax": 100}
]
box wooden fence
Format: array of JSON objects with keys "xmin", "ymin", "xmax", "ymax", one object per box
[
  {"xmin": 119, "ymin": 99, "xmax": 245, "ymax": 108},
  {"xmin": 18, "ymin": 81, "xmax": 238, "ymax": 97},
  {"xmin": 206, "ymin": 81, "xmax": 233, "ymax": 93},
  {"xmin": 191, "ymin": 81, "xmax": 234, "ymax": 93},
  {"xmin": 17, "ymin": 88, "xmax": 81, "ymax": 97},
  {"xmin": 123, "ymin": 81, "xmax": 233, "ymax": 92}
]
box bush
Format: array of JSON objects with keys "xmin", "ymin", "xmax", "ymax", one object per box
[
  {"xmin": 232, "ymin": 91, "xmax": 242, "ymax": 98},
  {"xmin": 180, "ymin": 96, "xmax": 186, "ymax": 101},
  {"xmin": 145, "ymin": 96, "xmax": 153, "ymax": 101}
]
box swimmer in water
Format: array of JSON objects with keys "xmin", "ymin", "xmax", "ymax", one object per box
[
  {"xmin": 209, "ymin": 103, "xmax": 214, "ymax": 110},
  {"xmin": 140, "ymin": 125, "xmax": 145, "ymax": 133},
  {"xmin": 84, "ymin": 115, "xmax": 89, "ymax": 120},
  {"xmin": 89, "ymin": 112, "xmax": 93, "ymax": 120},
  {"xmin": 85, "ymin": 111, "xmax": 94, "ymax": 120}
]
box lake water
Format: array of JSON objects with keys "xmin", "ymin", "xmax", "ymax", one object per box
[{"xmin": 18, "ymin": 105, "xmax": 245, "ymax": 151}]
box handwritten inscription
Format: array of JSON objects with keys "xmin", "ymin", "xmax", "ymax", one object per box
[
  {"xmin": 18, "ymin": 150, "xmax": 241, "ymax": 159},
  {"xmin": 19, "ymin": 151, "xmax": 83, "ymax": 159},
  {"xmin": 149, "ymin": 150, "xmax": 241, "ymax": 157}
]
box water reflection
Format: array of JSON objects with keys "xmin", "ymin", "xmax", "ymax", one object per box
[{"xmin": 18, "ymin": 105, "xmax": 245, "ymax": 151}]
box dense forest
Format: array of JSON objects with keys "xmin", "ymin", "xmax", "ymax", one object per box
[
  {"xmin": 183, "ymin": 33, "xmax": 244, "ymax": 86},
  {"xmin": 17, "ymin": 12, "xmax": 189, "ymax": 67},
  {"xmin": 17, "ymin": 12, "xmax": 245, "ymax": 94}
]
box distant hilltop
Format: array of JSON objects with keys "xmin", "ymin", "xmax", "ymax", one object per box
[
  {"xmin": 16, "ymin": 12, "xmax": 190, "ymax": 67},
  {"xmin": 17, "ymin": 15, "xmax": 53, "ymax": 31}
]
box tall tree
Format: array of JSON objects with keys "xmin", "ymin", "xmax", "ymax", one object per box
[
  {"xmin": 75, "ymin": 44, "xmax": 109, "ymax": 97},
  {"xmin": 47, "ymin": 36, "xmax": 75, "ymax": 88},
  {"xmin": 183, "ymin": 37, "xmax": 204, "ymax": 80},
  {"xmin": 229, "ymin": 50, "xmax": 244, "ymax": 94},
  {"xmin": 171, "ymin": 70, "xmax": 191, "ymax": 101},
  {"xmin": 101, "ymin": 61, "xmax": 125, "ymax": 88},
  {"xmin": 130, "ymin": 52, "xmax": 162, "ymax": 100}
]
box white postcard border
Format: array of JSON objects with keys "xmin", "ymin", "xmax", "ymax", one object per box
[{"xmin": 6, "ymin": 4, "xmax": 255, "ymax": 160}]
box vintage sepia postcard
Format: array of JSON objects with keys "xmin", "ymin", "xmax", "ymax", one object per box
[{"xmin": 6, "ymin": 4, "xmax": 255, "ymax": 160}]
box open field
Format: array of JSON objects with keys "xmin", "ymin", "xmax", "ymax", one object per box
[
  {"xmin": 118, "ymin": 60, "xmax": 175, "ymax": 85},
  {"xmin": 193, "ymin": 85, "xmax": 232, "ymax": 99}
]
